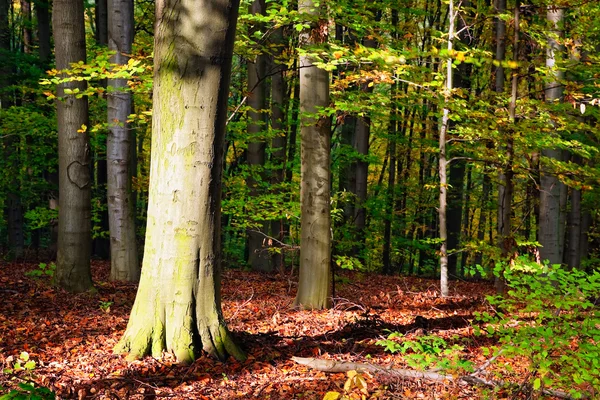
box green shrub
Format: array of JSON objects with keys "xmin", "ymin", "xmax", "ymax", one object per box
[{"xmin": 475, "ymin": 262, "xmax": 600, "ymax": 398}]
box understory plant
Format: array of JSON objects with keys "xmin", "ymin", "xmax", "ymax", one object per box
[
  {"xmin": 376, "ymin": 332, "xmax": 474, "ymax": 374},
  {"xmin": 475, "ymin": 261, "xmax": 600, "ymax": 398}
]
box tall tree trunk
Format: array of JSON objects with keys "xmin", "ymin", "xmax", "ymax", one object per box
[
  {"xmin": 115, "ymin": 0, "xmax": 244, "ymax": 363},
  {"xmin": 107, "ymin": 0, "xmax": 138, "ymax": 281},
  {"xmin": 567, "ymin": 185, "xmax": 581, "ymax": 269},
  {"xmin": 35, "ymin": 0, "xmax": 51, "ymax": 65},
  {"xmin": 53, "ymin": 0, "xmax": 93, "ymax": 292},
  {"xmin": 352, "ymin": 31, "xmax": 377, "ymax": 258},
  {"xmin": 95, "ymin": 0, "xmax": 107, "ymax": 45},
  {"xmin": 20, "ymin": 0, "xmax": 32, "ymax": 53},
  {"xmin": 294, "ymin": 0, "xmax": 331, "ymax": 310},
  {"xmin": 438, "ymin": 0, "xmax": 456, "ymax": 297},
  {"xmin": 383, "ymin": 75, "xmax": 397, "ymax": 275},
  {"xmin": 538, "ymin": 6, "xmax": 565, "ymax": 266},
  {"xmin": 93, "ymin": 0, "xmax": 110, "ymax": 259},
  {"xmin": 495, "ymin": 0, "xmax": 517, "ymax": 294},
  {"xmin": 246, "ymin": 0, "xmax": 270, "ymax": 272},
  {"xmin": 1, "ymin": 0, "xmax": 24, "ymax": 259},
  {"xmin": 270, "ymin": 25, "xmax": 287, "ymax": 272}
]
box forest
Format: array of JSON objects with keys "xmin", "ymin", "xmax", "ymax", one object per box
[{"xmin": 0, "ymin": 0, "xmax": 599, "ymax": 398}]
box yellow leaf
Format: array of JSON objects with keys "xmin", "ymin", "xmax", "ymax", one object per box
[
  {"xmin": 323, "ymin": 392, "xmax": 341, "ymax": 400},
  {"xmin": 77, "ymin": 124, "xmax": 87, "ymax": 133},
  {"xmin": 507, "ymin": 60, "xmax": 518, "ymax": 69},
  {"xmin": 333, "ymin": 51, "xmax": 343, "ymax": 59}
]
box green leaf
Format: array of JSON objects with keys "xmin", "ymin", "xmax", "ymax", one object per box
[{"xmin": 533, "ymin": 378, "xmax": 541, "ymax": 390}]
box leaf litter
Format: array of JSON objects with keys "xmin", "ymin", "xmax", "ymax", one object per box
[{"xmin": 0, "ymin": 260, "xmax": 532, "ymax": 399}]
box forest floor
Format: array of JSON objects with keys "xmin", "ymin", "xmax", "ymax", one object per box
[{"xmin": 0, "ymin": 259, "xmax": 546, "ymax": 399}]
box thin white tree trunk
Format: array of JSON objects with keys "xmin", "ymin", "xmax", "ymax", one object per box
[{"xmin": 439, "ymin": 0, "xmax": 456, "ymax": 298}]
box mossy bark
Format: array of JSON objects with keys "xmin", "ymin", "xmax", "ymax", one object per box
[{"xmin": 115, "ymin": 0, "xmax": 244, "ymax": 363}]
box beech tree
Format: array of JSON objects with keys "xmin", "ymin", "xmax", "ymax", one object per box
[
  {"xmin": 294, "ymin": 0, "xmax": 331, "ymax": 310},
  {"xmin": 115, "ymin": 0, "xmax": 245, "ymax": 363},
  {"xmin": 53, "ymin": 0, "xmax": 93, "ymax": 292},
  {"xmin": 538, "ymin": 6, "xmax": 565, "ymax": 266},
  {"xmin": 107, "ymin": 0, "xmax": 138, "ymax": 281}
]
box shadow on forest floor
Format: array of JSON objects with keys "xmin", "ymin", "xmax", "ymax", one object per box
[{"xmin": 0, "ymin": 260, "xmax": 498, "ymax": 399}]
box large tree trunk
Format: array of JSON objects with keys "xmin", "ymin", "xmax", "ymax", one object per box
[
  {"xmin": 115, "ymin": 0, "xmax": 244, "ymax": 363},
  {"xmin": 53, "ymin": 0, "xmax": 93, "ymax": 292},
  {"xmin": 246, "ymin": 0, "xmax": 270, "ymax": 272},
  {"xmin": 107, "ymin": 0, "xmax": 138, "ymax": 281},
  {"xmin": 538, "ymin": 7, "xmax": 565, "ymax": 266},
  {"xmin": 294, "ymin": 0, "xmax": 331, "ymax": 310}
]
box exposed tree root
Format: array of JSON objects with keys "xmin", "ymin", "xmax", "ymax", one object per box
[{"xmin": 291, "ymin": 356, "xmax": 583, "ymax": 400}]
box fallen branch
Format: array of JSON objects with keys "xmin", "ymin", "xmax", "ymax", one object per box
[{"xmin": 291, "ymin": 356, "xmax": 582, "ymax": 399}]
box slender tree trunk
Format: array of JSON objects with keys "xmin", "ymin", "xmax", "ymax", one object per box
[
  {"xmin": 20, "ymin": 0, "xmax": 32, "ymax": 53},
  {"xmin": 35, "ymin": 0, "xmax": 51, "ymax": 65},
  {"xmin": 495, "ymin": 0, "xmax": 517, "ymax": 294},
  {"xmin": 383, "ymin": 75, "xmax": 397, "ymax": 275},
  {"xmin": 95, "ymin": 0, "xmax": 107, "ymax": 45},
  {"xmin": 539, "ymin": 7, "xmax": 565, "ymax": 266},
  {"xmin": 107, "ymin": 0, "xmax": 138, "ymax": 281},
  {"xmin": 53, "ymin": 0, "xmax": 93, "ymax": 292},
  {"xmin": 246, "ymin": 0, "xmax": 270, "ymax": 271},
  {"xmin": 294, "ymin": 0, "xmax": 331, "ymax": 309},
  {"xmin": 353, "ymin": 31, "xmax": 377, "ymax": 258},
  {"xmin": 270, "ymin": 26, "xmax": 287, "ymax": 272},
  {"xmin": 115, "ymin": 0, "xmax": 244, "ymax": 363},
  {"xmin": 93, "ymin": 0, "xmax": 110, "ymax": 259},
  {"xmin": 567, "ymin": 185, "xmax": 581, "ymax": 269},
  {"xmin": 438, "ymin": 0, "xmax": 455, "ymax": 297}
]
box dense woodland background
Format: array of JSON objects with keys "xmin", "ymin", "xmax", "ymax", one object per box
[
  {"xmin": 1, "ymin": 0, "xmax": 599, "ymax": 279},
  {"xmin": 1, "ymin": 0, "xmax": 600, "ymax": 398}
]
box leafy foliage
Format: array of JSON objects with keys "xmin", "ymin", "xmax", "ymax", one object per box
[{"xmin": 476, "ymin": 262, "xmax": 600, "ymax": 398}]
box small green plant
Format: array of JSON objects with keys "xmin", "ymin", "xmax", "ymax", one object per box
[
  {"xmin": 475, "ymin": 262, "xmax": 600, "ymax": 399},
  {"xmin": 99, "ymin": 301, "xmax": 113, "ymax": 313},
  {"xmin": 1, "ymin": 352, "xmax": 56, "ymax": 400},
  {"xmin": 0, "ymin": 383, "xmax": 55, "ymax": 400},
  {"xmin": 376, "ymin": 332, "xmax": 474, "ymax": 373},
  {"xmin": 3, "ymin": 352, "xmax": 36, "ymax": 374},
  {"xmin": 24, "ymin": 262, "xmax": 55, "ymax": 279},
  {"xmin": 334, "ymin": 255, "xmax": 364, "ymax": 271}
]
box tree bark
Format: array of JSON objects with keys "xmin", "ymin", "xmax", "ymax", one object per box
[
  {"xmin": 539, "ymin": 7, "xmax": 565, "ymax": 267},
  {"xmin": 53, "ymin": 0, "xmax": 93, "ymax": 292},
  {"xmin": 496, "ymin": 0, "xmax": 517, "ymax": 294},
  {"xmin": 107, "ymin": 0, "xmax": 138, "ymax": 281},
  {"xmin": 115, "ymin": 0, "xmax": 245, "ymax": 363},
  {"xmin": 20, "ymin": 0, "xmax": 33, "ymax": 53},
  {"xmin": 93, "ymin": 0, "xmax": 110, "ymax": 260},
  {"xmin": 246, "ymin": 0, "xmax": 270, "ymax": 272},
  {"xmin": 438, "ymin": 0, "xmax": 455, "ymax": 297},
  {"xmin": 35, "ymin": 0, "xmax": 51, "ymax": 65},
  {"xmin": 270, "ymin": 25, "xmax": 287, "ymax": 272},
  {"xmin": 294, "ymin": 0, "xmax": 331, "ymax": 310}
]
